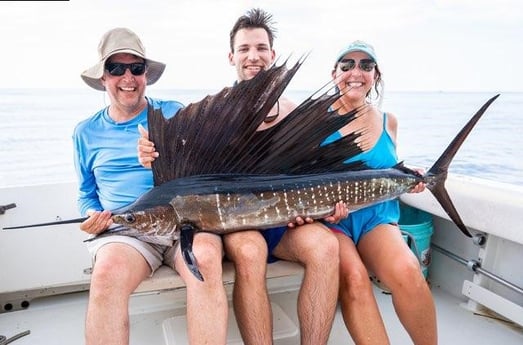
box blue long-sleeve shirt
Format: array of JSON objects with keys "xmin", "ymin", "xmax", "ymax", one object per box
[{"xmin": 73, "ymin": 97, "xmax": 183, "ymax": 216}]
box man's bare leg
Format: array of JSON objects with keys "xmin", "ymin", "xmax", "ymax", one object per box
[
  {"xmin": 224, "ymin": 230, "xmax": 273, "ymax": 345},
  {"xmin": 85, "ymin": 243, "xmax": 150, "ymax": 345},
  {"xmin": 175, "ymin": 232, "xmax": 228, "ymax": 345},
  {"xmin": 273, "ymin": 223, "xmax": 339, "ymax": 345}
]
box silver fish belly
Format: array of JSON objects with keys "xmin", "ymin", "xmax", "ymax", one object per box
[{"xmin": 168, "ymin": 171, "xmax": 420, "ymax": 233}]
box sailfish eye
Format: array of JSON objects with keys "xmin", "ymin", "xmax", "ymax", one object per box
[{"xmin": 124, "ymin": 214, "xmax": 136, "ymax": 223}]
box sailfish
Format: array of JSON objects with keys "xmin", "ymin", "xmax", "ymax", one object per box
[{"xmin": 3, "ymin": 58, "xmax": 500, "ymax": 281}]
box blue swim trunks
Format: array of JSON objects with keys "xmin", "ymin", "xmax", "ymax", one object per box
[
  {"xmin": 262, "ymin": 226, "xmax": 287, "ymax": 263},
  {"xmin": 324, "ymin": 200, "xmax": 400, "ymax": 245}
]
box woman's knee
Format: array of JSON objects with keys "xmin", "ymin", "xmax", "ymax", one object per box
[
  {"xmin": 339, "ymin": 259, "xmax": 372, "ymax": 292},
  {"xmin": 382, "ymin": 254, "xmax": 425, "ymax": 291}
]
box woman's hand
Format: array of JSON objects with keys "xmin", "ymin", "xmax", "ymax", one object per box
[
  {"xmin": 287, "ymin": 201, "xmax": 349, "ymax": 228},
  {"xmin": 137, "ymin": 124, "xmax": 158, "ymax": 169},
  {"xmin": 410, "ymin": 168, "xmax": 426, "ymax": 193},
  {"xmin": 410, "ymin": 182, "xmax": 426, "ymax": 193},
  {"xmin": 80, "ymin": 210, "xmax": 113, "ymax": 235},
  {"xmin": 287, "ymin": 216, "xmax": 313, "ymax": 228},
  {"xmin": 323, "ymin": 201, "xmax": 349, "ymax": 224}
]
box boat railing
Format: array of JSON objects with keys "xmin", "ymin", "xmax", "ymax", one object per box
[{"xmin": 401, "ymin": 174, "xmax": 523, "ymax": 327}]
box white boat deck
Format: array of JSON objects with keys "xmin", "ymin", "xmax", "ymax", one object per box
[{"xmin": 1, "ymin": 267, "xmax": 522, "ymax": 345}]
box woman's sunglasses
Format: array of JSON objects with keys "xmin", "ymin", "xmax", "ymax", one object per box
[
  {"xmin": 105, "ymin": 62, "xmax": 147, "ymax": 76},
  {"xmin": 338, "ymin": 59, "xmax": 376, "ymax": 72}
]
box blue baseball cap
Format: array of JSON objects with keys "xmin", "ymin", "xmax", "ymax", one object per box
[{"xmin": 334, "ymin": 40, "xmax": 378, "ymax": 65}]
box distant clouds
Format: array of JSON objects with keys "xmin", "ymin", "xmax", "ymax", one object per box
[{"xmin": 1, "ymin": 0, "xmax": 522, "ymax": 92}]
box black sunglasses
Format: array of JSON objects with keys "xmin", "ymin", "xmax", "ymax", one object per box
[
  {"xmin": 105, "ymin": 62, "xmax": 147, "ymax": 76},
  {"xmin": 338, "ymin": 58, "xmax": 376, "ymax": 72}
]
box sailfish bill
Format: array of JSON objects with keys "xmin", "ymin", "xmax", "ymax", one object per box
[{"xmin": 3, "ymin": 217, "xmax": 89, "ymax": 230}]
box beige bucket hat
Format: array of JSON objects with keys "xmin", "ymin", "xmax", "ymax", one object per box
[{"xmin": 81, "ymin": 27, "xmax": 166, "ymax": 91}]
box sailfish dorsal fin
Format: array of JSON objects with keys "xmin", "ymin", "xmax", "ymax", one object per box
[{"xmin": 148, "ymin": 59, "xmax": 365, "ymax": 186}]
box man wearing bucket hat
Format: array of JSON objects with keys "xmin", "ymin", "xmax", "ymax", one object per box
[
  {"xmin": 75, "ymin": 27, "xmax": 228, "ymax": 345},
  {"xmin": 322, "ymin": 40, "xmax": 437, "ymax": 345}
]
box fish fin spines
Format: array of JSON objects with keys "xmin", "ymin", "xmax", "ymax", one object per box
[{"xmin": 149, "ymin": 60, "xmax": 304, "ymax": 184}]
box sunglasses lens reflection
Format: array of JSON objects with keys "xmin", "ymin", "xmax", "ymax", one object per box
[
  {"xmin": 339, "ymin": 60, "xmax": 355, "ymax": 72},
  {"xmin": 130, "ymin": 64, "xmax": 146, "ymax": 75},
  {"xmin": 359, "ymin": 59, "xmax": 376, "ymax": 72},
  {"xmin": 106, "ymin": 63, "xmax": 146, "ymax": 76},
  {"xmin": 339, "ymin": 59, "xmax": 375, "ymax": 72}
]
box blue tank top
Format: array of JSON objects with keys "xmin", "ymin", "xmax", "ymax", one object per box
[
  {"xmin": 321, "ymin": 113, "xmax": 401, "ymax": 244},
  {"xmin": 322, "ymin": 112, "xmax": 397, "ymax": 168}
]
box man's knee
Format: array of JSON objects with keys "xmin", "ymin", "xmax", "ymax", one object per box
[
  {"xmin": 307, "ymin": 223, "xmax": 339, "ymax": 260},
  {"xmin": 298, "ymin": 224, "xmax": 339, "ymax": 261},
  {"xmin": 192, "ymin": 236, "xmax": 223, "ymax": 273},
  {"xmin": 90, "ymin": 255, "xmax": 144, "ymax": 297},
  {"xmin": 225, "ymin": 231, "xmax": 267, "ymax": 263},
  {"xmin": 174, "ymin": 233, "xmax": 223, "ymax": 283}
]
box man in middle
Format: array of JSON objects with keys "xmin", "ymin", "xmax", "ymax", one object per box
[{"xmin": 139, "ymin": 8, "xmax": 342, "ymax": 345}]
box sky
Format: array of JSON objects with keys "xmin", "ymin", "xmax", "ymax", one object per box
[{"xmin": 1, "ymin": 0, "xmax": 522, "ymax": 92}]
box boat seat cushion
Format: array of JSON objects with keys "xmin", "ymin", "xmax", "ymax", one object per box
[{"xmin": 134, "ymin": 260, "xmax": 304, "ymax": 293}]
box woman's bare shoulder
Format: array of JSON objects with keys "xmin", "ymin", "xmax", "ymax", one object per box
[{"xmin": 384, "ymin": 111, "xmax": 398, "ymax": 139}]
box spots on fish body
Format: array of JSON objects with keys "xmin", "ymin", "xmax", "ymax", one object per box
[{"xmin": 118, "ymin": 171, "xmax": 421, "ymax": 238}]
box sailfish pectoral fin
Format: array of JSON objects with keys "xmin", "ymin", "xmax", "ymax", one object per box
[{"xmin": 180, "ymin": 221, "xmax": 204, "ymax": 282}]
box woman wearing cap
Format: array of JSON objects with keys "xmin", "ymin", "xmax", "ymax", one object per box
[
  {"xmin": 75, "ymin": 27, "xmax": 228, "ymax": 345},
  {"xmin": 322, "ymin": 41, "xmax": 437, "ymax": 345}
]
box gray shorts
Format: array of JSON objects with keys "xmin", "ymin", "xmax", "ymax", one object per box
[{"xmin": 86, "ymin": 234, "xmax": 178, "ymax": 276}]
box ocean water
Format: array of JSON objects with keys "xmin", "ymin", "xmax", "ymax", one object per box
[{"xmin": 0, "ymin": 88, "xmax": 521, "ymax": 188}]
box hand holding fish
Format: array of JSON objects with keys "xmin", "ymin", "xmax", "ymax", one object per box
[
  {"xmin": 80, "ymin": 210, "xmax": 113, "ymax": 235},
  {"xmin": 287, "ymin": 216, "xmax": 311, "ymax": 228},
  {"xmin": 323, "ymin": 201, "xmax": 349, "ymax": 224},
  {"xmin": 409, "ymin": 168, "xmax": 426, "ymax": 194},
  {"xmin": 137, "ymin": 125, "xmax": 157, "ymax": 169},
  {"xmin": 288, "ymin": 201, "xmax": 348, "ymax": 227}
]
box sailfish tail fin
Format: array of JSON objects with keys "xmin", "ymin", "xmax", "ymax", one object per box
[{"xmin": 425, "ymin": 94, "xmax": 500, "ymax": 237}]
